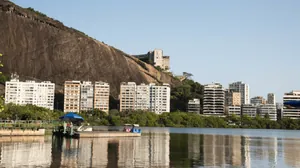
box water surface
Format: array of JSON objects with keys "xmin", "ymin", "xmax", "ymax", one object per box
[{"xmin": 0, "ymin": 127, "xmax": 299, "ymax": 167}]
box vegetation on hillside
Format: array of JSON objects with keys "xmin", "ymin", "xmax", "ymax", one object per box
[{"xmin": 26, "ymin": 7, "xmax": 47, "ymax": 17}]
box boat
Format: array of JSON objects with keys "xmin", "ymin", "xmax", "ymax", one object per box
[{"xmin": 123, "ymin": 124, "xmax": 141, "ymax": 133}]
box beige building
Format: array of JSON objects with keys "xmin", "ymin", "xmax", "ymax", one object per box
[
  {"xmin": 226, "ymin": 91, "xmax": 241, "ymax": 106},
  {"xmin": 94, "ymin": 81, "xmax": 110, "ymax": 113},
  {"xmin": 64, "ymin": 81, "xmax": 81, "ymax": 113},
  {"xmin": 229, "ymin": 81, "xmax": 250, "ymax": 105},
  {"xmin": 120, "ymin": 82, "xmax": 136, "ymax": 112},
  {"xmin": 250, "ymin": 96, "xmax": 266, "ymax": 105}
]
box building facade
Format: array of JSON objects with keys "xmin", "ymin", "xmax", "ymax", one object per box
[
  {"xmin": 80, "ymin": 81, "xmax": 94, "ymax": 111},
  {"xmin": 149, "ymin": 83, "xmax": 170, "ymax": 114},
  {"xmin": 250, "ymin": 96, "xmax": 266, "ymax": 106},
  {"xmin": 283, "ymin": 91, "xmax": 300, "ymax": 119},
  {"xmin": 229, "ymin": 81, "xmax": 250, "ymax": 105},
  {"xmin": 258, "ymin": 104, "xmax": 277, "ymax": 121},
  {"xmin": 64, "ymin": 81, "xmax": 81, "ymax": 113},
  {"xmin": 5, "ymin": 77, "xmax": 55, "ymax": 110},
  {"xmin": 119, "ymin": 82, "xmax": 170, "ymax": 114},
  {"xmin": 228, "ymin": 106, "xmax": 241, "ymax": 116},
  {"xmin": 241, "ymin": 104, "xmax": 257, "ymax": 117},
  {"xmin": 267, "ymin": 93, "xmax": 276, "ymax": 105},
  {"xmin": 94, "ymin": 82, "xmax": 110, "ymax": 113},
  {"xmin": 120, "ymin": 82, "xmax": 137, "ymax": 112},
  {"xmin": 226, "ymin": 91, "xmax": 241, "ymax": 106},
  {"xmin": 188, "ymin": 99, "xmax": 201, "ymax": 114},
  {"xmin": 135, "ymin": 84, "xmax": 150, "ymax": 111},
  {"xmin": 203, "ymin": 83, "xmax": 225, "ymax": 116}
]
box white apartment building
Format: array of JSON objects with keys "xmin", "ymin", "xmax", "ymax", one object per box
[
  {"xmin": 94, "ymin": 81, "xmax": 110, "ymax": 113},
  {"xmin": 5, "ymin": 78, "xmax": 55, "ymax": 110},
  {"xmin": 64, "ymin": 81, "xmax": 81, "ymax": 113},
  {"xmin": 283, "ymin": 91, "xmax": 300, "ymax": 119},
  {"xmin": 229, "ymin": 81, "xmax": 250, "ymax": 105},
  {"xmin": 135, "ymin": 83, "xmax": 150, "ymax": 111},
  {"xmin": 80, "ymin": 81, "xmax": 94, "ymax": 111},
  {"xmin": 188, "ymin": 98, "xmax": 201, "ymax": 114},
  {"xmin": 267, "ymin": 93, "xmax": 276, "ymax": 105},
  {"xmin": 241, "ymin": 104, "xmax": 257, "ymax": 117},
  {"xmin": 228, "ymin": 106, "xmax": 241, "ymax": 117},
  {"xmin": 203, "ymin": 83, "xmax": 225, "ymax": 116},
  {"xmin": 258, "ymin": 104, "xmax": 277, "ymax": 121},
  {"xmin": 149, "ymin": 83, "xmax": 170, "ymax": 114},
  {"xmin": 119, "ymin": 82, "xmax": 170, "ymax": 114},
  {"xmin": 120, "ymin": 82, "xmax": 136, "ymax": 112}
]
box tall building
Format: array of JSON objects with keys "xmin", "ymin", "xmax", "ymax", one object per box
[
  {"xmin": 188, "ymin": 99, "xmax": 201, "ymax": 114},
  {"xmin": 149, "ymin": 83, "xmax": 170, "ymax": 114},
  {"xmin": 94, "ymin": 81, "xmax": 110, "ymax": 113},
  {"xmin": 226, "ymin": 91, "xmax": 241, "ymax": 106},
  {"xmin": 5, "ymin": 76, "xmax": 55, "ymax": 110},
  {"xmin": 203, "ymin": 83, "xmax": 225, "ymax": 116},
  {"xmin": 267, "ymin": 93, "xmax": 276, "ymax": 105},
  {"xmin": 258, "ymin": 104, "xmax": 277, "ymax": 121},
  {"xmin": 119, "ymin": 82, "xmax": 170, "ymax": 114},
  {"xmin": 135, "ymin": 83, "xmax": 150, "ymax": 111},
  {"xmin": 229, "ymin": 81, "xmax": 250, "ymax": 105},
  {"xmin": 250, "ymin": 96, "xmax": 266, "ymax": 105},
  {"xmin": 80, "ymin": 81, "xmax": 94, "ymax": 111},
  {"xmin": 64, "ymin": 81, "xmax": 81, "ymax": 113},
  {"xmin": 283, "ymin": 91, "xmax": 300, "ymax": 119},
  {"xmin": 120, "ymin": 82, "xmax": 136, "ymax": 112},
  {"xmin": 241, "ymin": 104, "xmax": 257, "ymax": 117}
]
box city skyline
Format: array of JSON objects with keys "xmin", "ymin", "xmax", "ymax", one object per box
[{"xmin": 11, "ymin": 0, "xmax": 300, "ymax": 101}]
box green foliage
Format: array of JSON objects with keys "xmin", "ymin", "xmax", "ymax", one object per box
[
  {"xmin": 171, "ymin": 79, "xmax": 203, "ymax": 112},
  {"xmin": 27, "ymin": 7, "xmax": 47, "ymax": 17}
]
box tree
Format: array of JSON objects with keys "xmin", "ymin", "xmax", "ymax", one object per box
[{"xmin": 0, "ymin": 53, "xmax": 4, "ymax": 112}]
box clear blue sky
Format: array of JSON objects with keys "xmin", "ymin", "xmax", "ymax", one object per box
[{"xmin": 12, "ymin": 0, "xmax": 300, "ymax": 102}]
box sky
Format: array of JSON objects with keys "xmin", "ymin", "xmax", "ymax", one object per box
[{"xmin": 11, "ymin": 0, "xmax": 300, "ymax": 102}]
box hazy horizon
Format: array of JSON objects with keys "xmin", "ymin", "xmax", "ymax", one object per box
[{"xmin": 11, "ymin": 0, "xmax": 300, "ymax": 102}]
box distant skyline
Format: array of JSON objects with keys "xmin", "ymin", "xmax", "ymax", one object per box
[{"xmin": 11, "ymin": 0, "xmax": 300, "ymax": 102}]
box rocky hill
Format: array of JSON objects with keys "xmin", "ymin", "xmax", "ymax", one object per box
[{"xmin": 0, "ymin": 0, "xmax": 180, "ymax": 97}]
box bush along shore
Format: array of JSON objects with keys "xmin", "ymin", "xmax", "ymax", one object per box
[{"xmin": 1, "ymin": 104, "xmax": 300, "ymax": 130}]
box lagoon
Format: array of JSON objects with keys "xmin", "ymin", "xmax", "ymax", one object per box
[{"xmin": 0, "ymin": 127, "xmax": 299, "ymax": 167}]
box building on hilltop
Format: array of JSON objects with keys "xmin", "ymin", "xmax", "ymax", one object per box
[
  {"xmin": 203, "ymin": 83, "xmax": 225, "ymax": 116},
  {"xmin": 267, "ymin": 93, "xmax": 276, "ymax": 105},
  {"xmin": 64, "ymin": 81, "xmax": 81, "ymax": 113},
  {"xmin": 257, "ymin": 104, "xmax": 277, "ymax": 121},
  {"xmin": 5, "ymin": 75, "xmax": 55, "ymax": 110},
  {"xmin": 94, "ymin": 81, "xmax": 110, "ymax": 113},
  {"xmin": 188, "ymin": 99, "xmax": 201, "ymax": 114},
  {"xmin": 228, "ymin": 81, "xmax": 250, "ymax": 105},
  {"xmin": 133, "ymin": 49, "xmax": 170, "ymax": 71},
  {"xmin": 119, "ymin": 82, "xmax": 170, "ymax": 114},
  {"xmin": 250, "ymin": 96, "xmax": 266, "ymax": 106},
  {"xmin": 80, "ymin": 81, "xmax": 94, "ymax": 111},
  {"xmin": 283, "ymin": 91, "xmax": 300, "ymax": 119}
]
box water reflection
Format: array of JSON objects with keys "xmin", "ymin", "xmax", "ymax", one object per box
[{"xmin": 0, "ymin": 129, "xmax": 300, "ymax": 167}]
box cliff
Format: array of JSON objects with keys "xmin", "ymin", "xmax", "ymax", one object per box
[{"xmin": 0, "ymin": 0, "xmax": 180, "ymax": 97}]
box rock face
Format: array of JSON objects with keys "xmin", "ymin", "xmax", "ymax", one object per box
[{"xmin": 0, "ymin": 0, "xmax": 180, "ymax": 97}]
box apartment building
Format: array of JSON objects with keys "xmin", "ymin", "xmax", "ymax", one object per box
[
  {"xmin": 119, "ymin": 82, "xmax": 170, "ymax": 114},
  {"xmin": 283, "ymin": 91, "xmax": 300, "ymax": 119},
  {"xmin": 203, "ymin": 83, "xmax": 225, "ymax": 116},
  {"xmin": 120, "ymin": 82, "xmax": 136, "ymax": 112},
  {"xmin": 149, "ymin": 83, "xmax": 170, "ymax": 114},
  {"xmin": 250, "ymin": 96, "xmax": 266, "ymax": 106},
  {"xmin": 5, "ymin": 77, "xmax": 55, "ymax": 110},
  {"xmin": 80, "ymin": 81, "xmax": 94, "ymax": 111},
  {"xmin": 135, "ymin": 83, "xmax": 150, "ymax": 111},
  {"xmin": 241, "ymin": 104, "xmax": 257, "ymax": 117},
  {"xmin": 188, "ymin": 98, "xmax": 201, "ymax": 114},
  {"xmin": 94, "ymin": 82, "xmax": 110, "ymax": 113},
  {"xmin": 229, "ymin": 81, "xmax": 250, "ymax": 105},
  {"xmin": 267, "ymin": 93, "xmax": 276, "ymax": 105},
  {"xmin": 226, "ymin": 91, "xmax": 241, "ymax": 106},
  {"xmin": 258, "ymin": 104, "xmax": 277, "ymax": 121},
  {"xmin": 64, "ymin": 81, "xmax": 81, "ymax": 113},
  {"xmin": 228, "ymin": 106, "xmax": 241, "ymax": 117}
]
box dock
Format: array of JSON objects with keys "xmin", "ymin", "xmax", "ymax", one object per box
[{"xmin": 78, "ymin": 131, "xmax": 141, "ymax": 138}]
